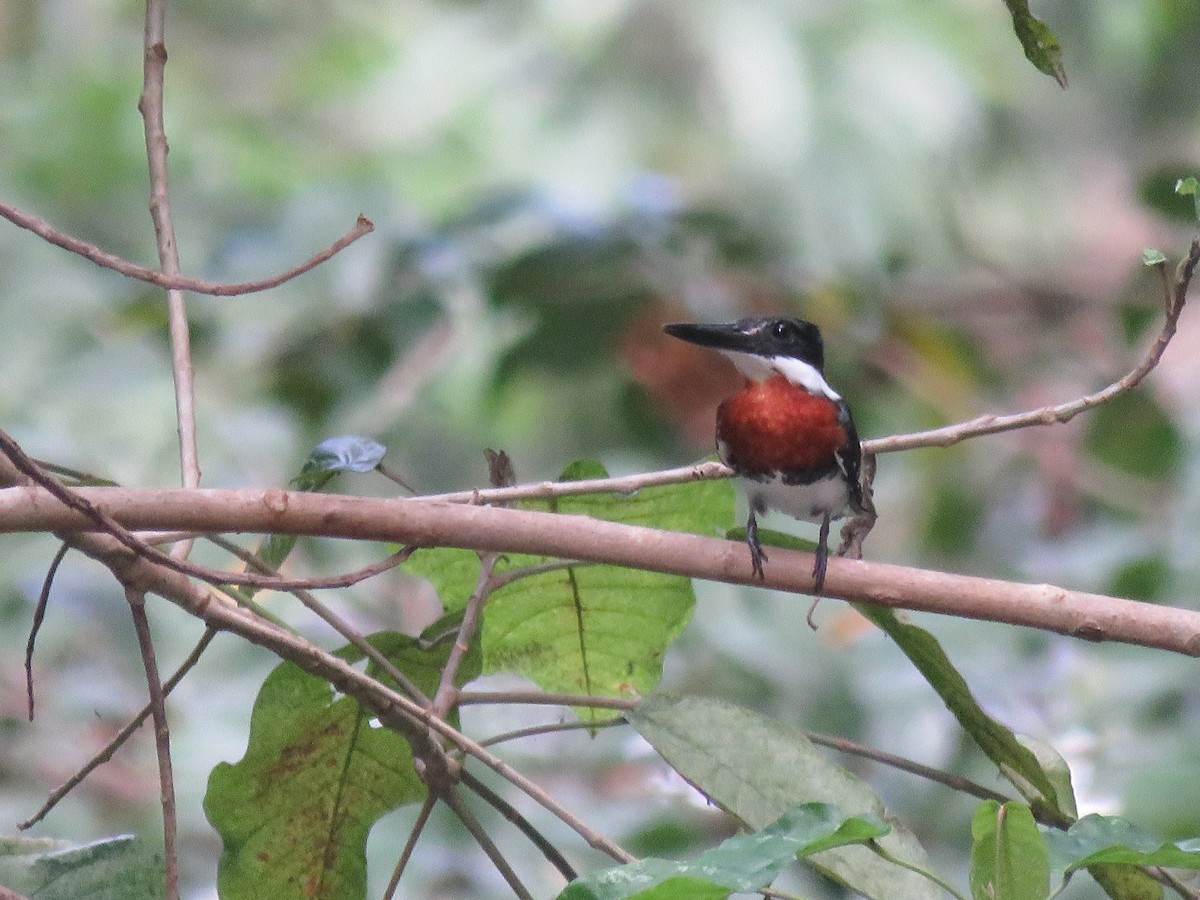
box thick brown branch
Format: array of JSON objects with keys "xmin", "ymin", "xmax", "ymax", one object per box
[{"xmin": 2, "ymin": 485, "xmax": 1200, "ymax": 656}]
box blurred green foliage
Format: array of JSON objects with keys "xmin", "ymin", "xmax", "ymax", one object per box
[{"xmin": 4, "ymin": 1, "xmax": 1200, "ymax": 897}]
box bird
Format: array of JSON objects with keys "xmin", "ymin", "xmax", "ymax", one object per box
[{"xmin": 663, "ymin": 316, "xmax": 863, "ymax": 592}]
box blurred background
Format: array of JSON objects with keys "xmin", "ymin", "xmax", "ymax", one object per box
[{"xmin": 3, "ymin": 0, "xmax": 1200, "ymax": 897}]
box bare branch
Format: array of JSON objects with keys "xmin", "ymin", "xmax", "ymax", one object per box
[
  {"xmin": 421, "ymin": 241, "xmax": 1198, "ymax": 507},
  {"xmin": 0, "ymin": 199, "xmax": 374, "ymax": 296},
  {"xmin": 440, "ymin": 785, "xmax": 535, "ymax": 900},
  {"xmin": 125, "ymin": 587, "xmax": 179, "ymax": 900},
  {"xmin": 19, "ymin": 629, "xmax": 217, "ymax": 831},
  {"xmin": 0, "ymin": 425, "xmax": 414, "ymax": 592},
  {"xmin": 25, "ymin": 541, "xmax": 70, "ymax": 720},
  {"xmin": 422, "ymin": 461, "xmax": 730, "ymax": 506},
  {"xmin": 137, "ymin": 0, "xmax": 200, "ymax": 496},
  {"xmin": 431, "ymin": 553, "xmax": 500, "ymax": 719},
  {"xmin": 381, "ymin": 794, "xmax": 436, "ymax": 900},
  {"xmin": 837, "ymin": 239, "xmax": 1198, "ymax": 456},
  {"xmin": 15, "ymin": 520, "xmax": 635, "ymax": 863},
  {"xmin": 4, "ymin": 483, "xmax": 1200, "ymax": 656},
  {"xmin": 460, "ymin": 769, "xmax": 578, "ymax": 883}
]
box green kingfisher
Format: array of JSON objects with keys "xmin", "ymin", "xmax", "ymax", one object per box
[{"xmin": 663, "ymin": 317, "xmax": 863, "ymax": 592}]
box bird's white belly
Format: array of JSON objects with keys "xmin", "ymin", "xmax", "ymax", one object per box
[{"xmin": 741, "ymin": 472, "xmax": 849, "ymax": 522}]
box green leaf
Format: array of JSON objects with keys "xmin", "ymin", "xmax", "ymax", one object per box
[
  {"xmin": 1108, "ymin": 555, "xmax": 1171, "ymax": 602},
  {"xmin": 1141, "ymin": 248, "xmax": 1167, "ymax": 267},
  {"xmin": 558, "ymin": 803, "xmax": 890, "ymax": 900},
  {"xmin": 1017, "ymin": 736, "xmax": 1077, "ymax": 820},
  {"xmin": 854, "ymin": 605, "xmax": 1066, "ymax": 819},
  {"xmin": 203, "ymin": 635, "xmax": 439, "ymax": 900},
  {"xmin": 1138, "ymin": 168, "xmax": 1200, "ymax": 223},
  {"xmin": 1044, "ymin": 814, "xmax": 1200, "ymax": 873},
  {"xmin": 0, "ymin": 835, "xmax": 164, "ymax": 900},
  {"xmin": 1175, "ymin": 176, "xmax": 1200, "ymax": 221},
  {"xmin": 1002, "ymin": 0, "xmax": 1067, "ymax": 87},
  {"xmin": 404, "ymin": 461, "xmax": 733, "ymax": 719},
  {"xmin": 627, "ymin": 694, "xmax": 941, "ymax": 900},
  {"xmin": 969, "ymin": 801, "xmax": 1049, "ymax": 900},
  {"xmin": 1087, "ymin": 863, "xmax": 1163, "ymax": 900},
  {"xmin": 1085, "ymin": 390, "xmax": 1182, "ymax": 483}
]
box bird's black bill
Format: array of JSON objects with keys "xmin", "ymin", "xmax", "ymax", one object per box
[{"xmin": 663, "ymin": 321, "xmax": 758, "ymax": 354}]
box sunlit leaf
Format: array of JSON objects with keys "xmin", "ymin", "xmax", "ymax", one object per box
[
  {"xmin": 404, "ymin": 461, "xmax": 733, "ymax": 720},
  {"xmin": 628, "ymin": 695, "xmax": 940, "ymax": 899}
]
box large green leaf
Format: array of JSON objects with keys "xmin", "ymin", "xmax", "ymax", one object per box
[
  {"xmin": 854, "ymin": 605, "xmax": 1067, "ymax": 820},
  {"xmin": 558, "ymin": 803, "xmax": 890, "ymax": 900},
  {"xmin": 203, "ymin": 633, "xmax": 460, "ymax": 900},
  {"xmin": 969, "ymin": 801, "xmax": 1049, "ymax": 900},
  {"xmin": 404, "ymin": 461, "xmax": 733, "ymax": 716},
  {"xmin": 0, "ymin": 835, "xmax": 163, "ymax": 900},
  {"xmin": 627, "ymin": 694, "xmax": 941, "ymax": 900}
]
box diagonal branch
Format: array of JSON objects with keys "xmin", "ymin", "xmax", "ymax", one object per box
[
  {"xmin": 421, "ymin": 240, "xmax": 1199, "ymax": 506},
  {"xmin": 19, "ymin": 628, "xmax": 217, "ymax": 830},
  {"xmin": 864, "ymin": 239, "xmax": 1199, "ymax": 455}
]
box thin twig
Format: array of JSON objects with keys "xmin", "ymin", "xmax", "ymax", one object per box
[
  {"xmin": 137, "ymin": 0, "xmax": 199, "ymax": 497},
  {"xmin": 421, "ymin": 461, "xmax": 730, "ymax": 507},
  {"xmin": 125, "ymin": 587, "xmax": 179, "ymax": 900},
  {"xmin": 25, "ymin": 541, "xmax": 70, "ymax": 720},
  {"xmin": 458, "ymin": 690, "xmax": 637, "ymax": 709},
  {"xmin": 488, "ymin": 558, "xmax": 589, "ymax": 591},
  {"xmin": 478, "ymin": 717, "xmax": 625, "ymax": 749},
  {"xmin": 19, "ymin": 628, "xmax": 217, "ymax": 830},
  {"xmin": 864, "ymin": 239, "xmax": 1199, "ymax": 455},
  {"xmin": 212, "ymin": 533, "xmax": 431, "ymax": 704},
  {"xmin": 805, "ymin": 731, "xmax": 1011, "ymax": 807},
  {"xmin": 459, "ymin": 768, "xmax": 578, "ymax": 883},
  {"xmin": 440, "ymin": 785, "xmax": 535, "ymax": 900},
  {"xmin": 381, "ymin": 793, "xmax": 436, "ymax": 900},
  {"xmin": 0, "ymin": 200, "xmax": 374, "ymax": 297},
  {"xmin": 431, "ymin": 553, "xmax": 500, "ymax": 719}
]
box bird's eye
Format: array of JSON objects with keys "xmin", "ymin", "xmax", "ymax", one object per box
[{"xmin": 772, "ymin": 321, "xmax": 796, "ymax": 340}]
